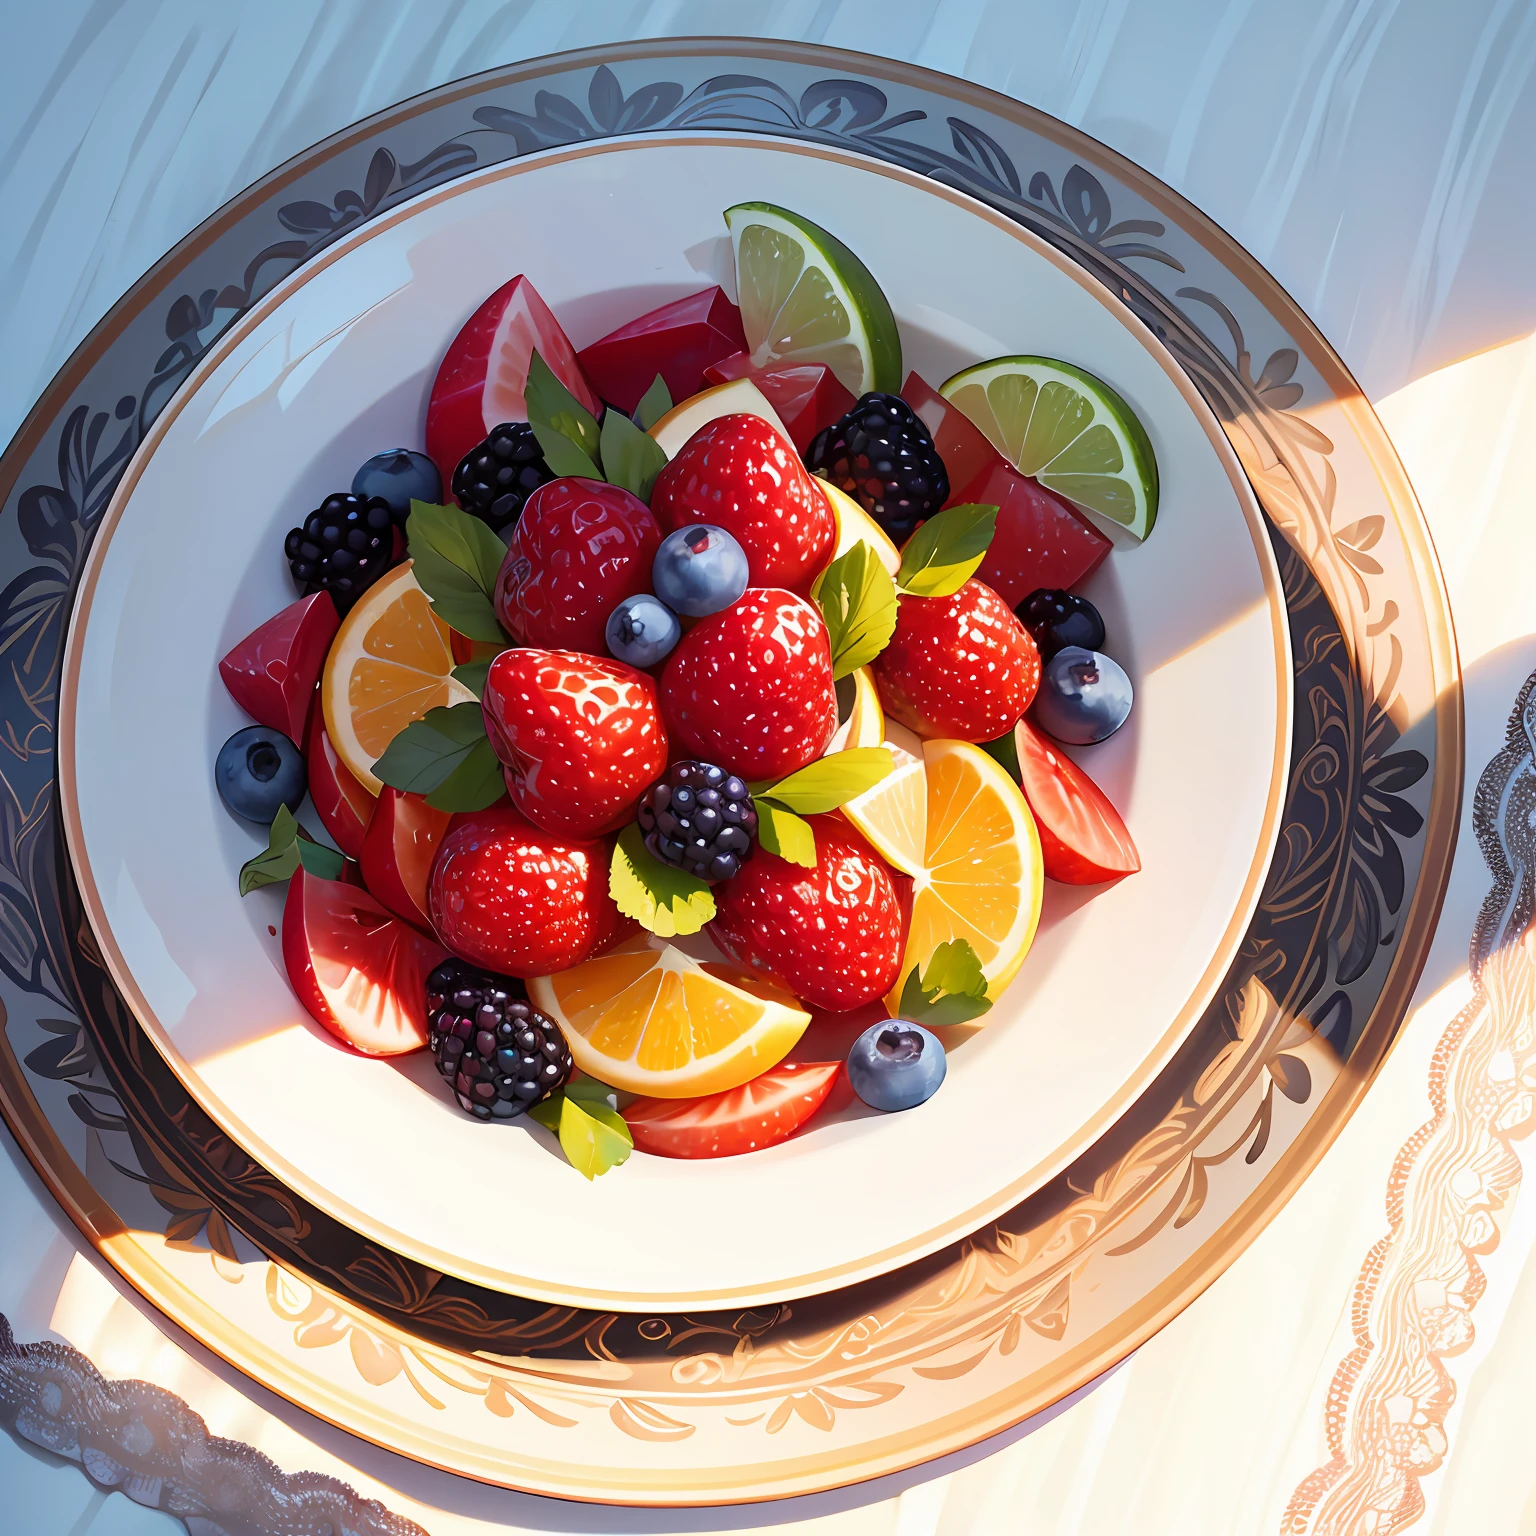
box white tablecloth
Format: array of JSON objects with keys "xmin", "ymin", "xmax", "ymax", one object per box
[{"xmin": 4, "ymin": 4, "xmax": 1535, "ymax": 1532}]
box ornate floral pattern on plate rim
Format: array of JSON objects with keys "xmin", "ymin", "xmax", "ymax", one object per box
[{"xmin": 0, "ymin": 41, "xmax": 1460, "ymax": 1505}]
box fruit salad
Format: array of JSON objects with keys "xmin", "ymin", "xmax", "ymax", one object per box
[{"xmin": 215, "ymin": 200, "xmax": 1152, "ymax": 1178}]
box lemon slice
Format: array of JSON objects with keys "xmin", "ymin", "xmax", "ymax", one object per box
[
  {"xmin": 320, "ymin": 562, "xmax": 477, "ymax": 793},
  {"xmin": 819, "ymin": 478, "xmax": 901, "ymax": 576},
  {"xmin": 648, "ymin": 376, "xmax": 791, "ymax": 458},
  {"xmin": 843, "ymin": 720, "xmax": 927, "ymax": 877},
  {"xmin": 528, "ymin": 935, "xmax": 811, "ymax": 1098},
  {"xmin": 826, "ymin": 665, "xmax": 884, "ymax": 755},
  {"xmin": 939, "ymin": 356, "xmax": 1159, "ymax": 540},
  {"xmin": 886, "ymin": 739, "xmax": 1044, "ymax": 1012},
  {"xmin": 724, "ymin": 202, "xmax": 901, "ymax": 397}
]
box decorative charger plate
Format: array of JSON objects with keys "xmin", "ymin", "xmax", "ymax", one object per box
[{"xmin": 0, "ymin": 41, "xmax": 1458, "ymax": 1504}]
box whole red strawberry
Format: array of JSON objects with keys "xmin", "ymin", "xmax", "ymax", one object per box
[
  {"xmin": 873, "ymin": 578, "xmax": 1041, "ymax": 742},
  {"xmin": 481, "ymin": 648, "xmax": 668, "ymax": 837},
  {"xmin": 650, "ymin": 414, "xmax": 835, "ymax": 593},
  {"xmin": 428, "ymin": 805, "xmax": 632, "ymax": 977},
  {"xmin": 660, "ymin": 588, "xmax": 837, "ymax": 780},
  {"xmin": 495, "ymin": 476, "xmax": 661, "ymax": 652},
  {"xmin": 709, "ymin": 817, "xmax": 904, "ymax": 1011}
]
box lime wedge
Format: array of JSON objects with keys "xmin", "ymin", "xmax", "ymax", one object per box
[
  {"xmin": 724, "ymin": 202, "xmax": 901, "ymax": 397},
  {"xmin": 939, "ymin": 356, "xmax": 1159, "ymax": 540}
]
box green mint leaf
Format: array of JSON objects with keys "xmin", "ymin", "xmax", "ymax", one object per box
[
  {"xmin": 599, "ymin": 406, "xmax": 669, "ymax": 502},
  {"xmin": 404, "ymin": 500, "xmax": 510, "ymax": 643},
  {"xmin": 760, "ymin": 748, "xmax": 894, "ymax": 815},
  {"xmin": 896, "ymin": 938, "xmax": 993, "ymax": 1026},
  {"xmin": 530, "ymin": 1089, "xmax": 633, "ymax": 1179},
  {"xmin": 526, "ymin": 349, "xmax": 602, "ymax": 466},
  {"xmin": 372, "ymin": 701, "xmax": 488, "ymax": 796},
  {"xmin": 424, "ymin": 735, "xmax": 506, "ymax": 813},
  {"xmin": 239, "ymin": 805, "xmax": 301, "ymax": 895},
  {"xmin": 609, "ymin": 823, "xmax": 715, "ymax": 936},
  {"xmin": 923, "ymin": 937, "xmax": 989, "ymax": 999},
  {"xmin": 633, "ymin": 373, "xmax": 673, "ymax": 432},
  {"xmin": 295, "ymin": 838, "xmax": 346, "ymax": 881},
  {"xmin": 754, "ymin": 800, "xmax": 817, "ymax": 867},
  {"xmin": 981, "ymin": 725, "xmax": 1022, "ymax": 783},
  {"xmin": 530, "ymin": 423, "xmax": 602, "ymax": 480},
  {"xmin": 565, "ymin": 1075, "xmax": 619, "ymax": 1110},
  {"xmin": 812, "ymin": 539, "xmax": 900, "ymax": 679},
  {"xmin": 451, "ymin": 659, "xmax": 493, "ymax": 699},
  {"xmin": 896, "ymin": 503, "xmax": 998, "ymax": 598}
]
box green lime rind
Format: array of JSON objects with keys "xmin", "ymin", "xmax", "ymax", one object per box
[
  {"xmin": 939, "ymin": 355, "xmax": 1160, "ymax": 541},
  {"xmin": 724, "ymin": 201, "xmax": 902, "ymax": 396}
]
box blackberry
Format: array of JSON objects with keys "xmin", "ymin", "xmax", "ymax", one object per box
[
  {"xmin": 1015, "ymin": 589, "xmax": 1106, "ymax": 660},
  {"xmin": 805, "ymin": 393, "xmax": 949, "ymax": 540},
  {"xmin": 637, "ymin": 760, "xmax": 756, "ymax": 883},
  {"xmin": 284, "ymin": 492, "xmax": 397, "ymax": 613},
  {"xmin": 426, "ymin": 959, "xmax": 572, "ymax": 1121},
  {"xmin": 451, "ymin": 422, "xmax": 553, "ymax": 534}
]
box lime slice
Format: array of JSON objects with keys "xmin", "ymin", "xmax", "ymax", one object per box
[
  {"xmin": 939, "ymin": 356, "xmax": 1159, "ymax": 540},
  {"xmin": 724, "ymin": 202, "xmax": 901, "ymax": 397}
]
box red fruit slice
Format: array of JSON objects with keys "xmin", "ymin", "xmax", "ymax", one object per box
[
  {"xmin": 969, "ymin": 460, "xmax": 1112, "ymax": 606},
  {"xmin": 623, "ymin": 1062, "xmax": 842, "ymax": 1159},
  {"xmin": 219, "ymin": 594, "xmax": 338, "ymax": 743},
  {"xmin": 902, "ymin": 371, "xmax": 1002, "ymax": 504},
  {"xmin": 358, "ymin": 788, "xmax": 452, "ymax": 927},
  {"xmin": 576, "ymin": 288, "xmax": 746, "ymax": 415},
  {"xmin": 703, "ymin": 353, "xmax": 856, "ymax": 453},
  {"xmin": 281, "ymin": 866, "xmax": 448, "ymax": 1056},
  {"xmin": 1012, "ymin": 718, "xmax": 1140, "ymax": 884},
  {"xmin": 426, "ymin": 276, "xmax": 600, "ymax": 490},
  {"xmin": 304, "ymin": 704, "xmax": 376, "ymax": 859}
]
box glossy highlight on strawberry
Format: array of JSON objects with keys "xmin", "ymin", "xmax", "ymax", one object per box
[{"xmin": 481, "ymin": 648, "xmax": 668, "ymax": 837}]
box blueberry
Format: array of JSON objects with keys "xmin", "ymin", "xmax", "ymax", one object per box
[
  {"xmin": 216, "ymin": 726, "xmax": 306, "ymax": 823},
  {"xmin": 606, "ymin": 593, "xmax": 682, "ymax": 668},
  {"xmin": 651, "ymin": 524, "xmax": 749, "ymax": 617},
  {"xmin": 1032, "ymin": 647, "xmax": 1133, "ymax": 744},
  {"xmin": 351, "ymin": 450, "xmax": 441, "ymax": 517},
  {"xmin": 1015, "ymin": 588, "xmax": 1106, "ymax": 660},
  {"xmin": 846, "ymin": 1020, "xmax": 946, "ymax": 1111}
]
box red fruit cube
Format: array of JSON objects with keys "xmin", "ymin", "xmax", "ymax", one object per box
[
  {"xmin": 576, "ymin": 288, "xmax": 746, "ymax": 415},
  {"xmin": 970, "ymin": 460, "xmax": 1112, "ymax": 606},
  {"xmin": 703, "ymin": 353, "xmax": 856, "ymax": 452},
  {"xmin": 901, "ymin": 371, "xmax": 1003, "ymax": 505},
  {"xmin": 219, "ymin": 593, "xmax": 338, "ymax": 743}
]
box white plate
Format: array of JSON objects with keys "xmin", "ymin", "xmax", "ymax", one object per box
[{"xmin": 60, "ymin": 136, "xmax": 1288, "ymax": 1311}]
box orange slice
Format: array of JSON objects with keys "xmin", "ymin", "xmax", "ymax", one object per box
[
  {"xmin": 842, "ymin": 720, "xmax": 927, "ymax": 876},
  {"xmin": 887, "ymin": 739, "xmax": 1044, "ymax": 1012},
  {"xmin": 320, "ymin": 562, "xmax": 476, "ymax": 794},
  {"xmin": 528, "ymin": 935, "xmax": 811, "ymax": 1098}
]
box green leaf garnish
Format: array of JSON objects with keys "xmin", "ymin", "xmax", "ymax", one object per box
[
  {"xmin": 896, "ymin": 503, "xmax": 998, "ymax": 598},
  {"xmin": 633, "ymin": 373, "xmax": 673, "ymax": 432},
  {"xmin": 372, "ymin": 701, "xmax": 505, "ymax": 813},
  {"xmin": 526, "ymin": 349, "xmax": 602, "ymax": 474},
  {"xmin": 404, "ymin": 500, "xmax": 510, "ymax": 643},
  {"xmin": 759, "ymin": 748, "xmax": 894, "ymax": 815},
  {"xmin": 812, "ymin": 540, "xmax": 899, "ymax": 678},
  {"xmin": 609, "ymin": 823, "xmax": 715, "ymax": 936},
  {"xmin": 896, "ymin": 938, "xmax": 993, "ymax": 1026},
  {"xmin": 529, "ymin": 1080, "xmax": 633, "ymax": 1180},
  {"xmin": 238, "ymin": 806, "xmax": 345, "ymax": 895},
  {"xmin": 451, "ymin": 659, "xmax": 493, "ymax": 699},
  {"xmin": 598, "ymin": 406, "xmax": 668, "ymax": 503},
  {"xmin": 754, "ymin": 800, "xmax": 817, "ymax": 867}
]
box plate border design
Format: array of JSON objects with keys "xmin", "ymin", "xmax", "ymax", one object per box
[{"xmin": 0, "ymin": 41, "xmax": 1460, "ymax": 1505}]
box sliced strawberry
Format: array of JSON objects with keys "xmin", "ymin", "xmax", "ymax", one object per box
[
  {"xmin": 1012, "ymin": 719, "xmax": 1140, "ymax": 883},
  {"xmin": 219, "ymin": 593, "xmax": 338, "ymax": 743},
  {"xmin": 576, "ymin": 288, "xmax": 745, "ymax": 414},
  {"xmin": 282, "ymin": 866, "xmax": 448, "ymax": 1056},
  {"xmin": 624, "ymin": 1062, "xmax": 842, "ymax": 1159},
  {"xmin": 358, "ymin": 788, "xmax": 452, "ymax": 926},
  {"xmin": 305, "ymin": 704, "xmax": 376, "ymax": 859},
  {"xmin": 426, "ymin": 276, "xmax": 599, "ymax": 490},
  {"xmin": 703, "ymin": 353, "xmax": 855, "ymax": 453}
]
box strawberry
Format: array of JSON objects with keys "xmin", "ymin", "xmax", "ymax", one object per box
[
  {"xmin": 659, "ymin": 588, "xmax": 837, "ymax": 780},
  {"xmin": 872, "ymin": 578, "xmax": 1040, "ymax": 742},
  {"xmin": 709, "ymin": 816, "xmax": 904, "ymax": 1011},
  {"xmin": 481, "ymin": 648, "xmax": 668, "ymax": 837},
  {"xmin": 427, "ymin": 804, "xmax": 632, "ymax": 978},
  {"xmin": 649, "ymin": 414, "xmax": 835, "ymax": 593},
  {"xmin": 623, "ymin": 1061, "xmax": 843, "ymax": 1159},
  {"xmin": 494, "ymin": 477, "xmax": 661, "ymax": 653}
]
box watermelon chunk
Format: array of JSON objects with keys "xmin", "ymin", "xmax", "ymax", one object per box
[{"xmin": 577, "ymin": 288, "xmax": 746, "ymax": 415}]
